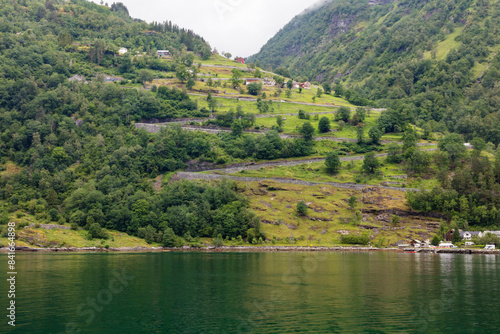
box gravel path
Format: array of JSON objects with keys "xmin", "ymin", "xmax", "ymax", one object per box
[
  {"xmin": 187, "ymin": 92, "xmax": 381, "ymax": 109},
  {"xmin": 175, "ymin": 172, "xmax": 419, "ymax": 192},
  {"xmin": 135, "ymin": 123, "xmax": 436, "ymax": 146},
  {"xmin": 207, "ymin": 153, "xmax": 394, "ymax": 173}
]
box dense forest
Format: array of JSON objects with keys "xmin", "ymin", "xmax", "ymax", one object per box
[
  {"xmin": 249, "ymin": 0, "xmax": 500, "ymax": 145},
  {"xmin": 0, "ymin": 0, "xmax": 269, "ymax": 244}
]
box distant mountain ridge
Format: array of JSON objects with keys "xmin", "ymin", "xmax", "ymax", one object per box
[{"xmin": 248, "ymin": 0, "xmax": 500, "ymax": 144}]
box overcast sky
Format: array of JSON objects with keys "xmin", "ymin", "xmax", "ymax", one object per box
[{"xmin": 90, "ymin": 0, "xmax": 321, "ymax": 57}]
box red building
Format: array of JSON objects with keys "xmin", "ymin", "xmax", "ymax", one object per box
[{"xmin": 236, "ymin": 57, "xmax": 245, "ymax": 64}]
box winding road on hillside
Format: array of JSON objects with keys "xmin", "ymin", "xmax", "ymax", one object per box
[
  {"xmin": 173, "ymin": 148, "xmax": 437, "ymax": 192},
  {"xmin": 135, "ymin": 121, "xmax": 436, "ymax": 192}
]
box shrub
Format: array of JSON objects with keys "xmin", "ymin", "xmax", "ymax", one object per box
[
  {"xmin": 212, "ymin": 234, "xmax": 224, "ymax": 247},
  {"xmin": 340, "ymin": 234, "xmax": 370, "ymax": 245},
  {"xmin": 298, "ymin": 110, "xmax": 310, "ymax": 119},
  {"xmin": 88, "ymin": 223, "xmax": 109, "ymax": 240},
  {"xmin": 297, "ymin": 201, "xmax": 308, "ymax": 216},
  {"xmin": 348, "ymin": 196, "xmax": 357, "ymax": 209}
]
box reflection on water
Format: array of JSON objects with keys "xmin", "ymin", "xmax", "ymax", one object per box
[{"xmin": 1, "ymin": 252, "xmax": 499, "ymax": 333}]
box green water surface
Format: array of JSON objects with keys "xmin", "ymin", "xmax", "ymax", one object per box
[{"xmin": 1, "ymin": 252, "xmax": 499, "ymax": 333}]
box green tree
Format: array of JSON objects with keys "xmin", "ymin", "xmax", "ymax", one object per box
[
  {"xmin": 247, "ymin": 82, "xmax": 262, "ymax": 95},
  {"xmin": 299, "ymin": 122, "xmax": 315, "ymax": 141},
  {"xmin": 431, "ymin": 235, "xmax": 441, "ymax": 246},
  {"xmin": 356, "ymin": 126, "xmax": 365, "ymax": 144},
  {"xmin": 286, "ymin": 80, "xmax": 293, "ymax": 89},
  {"xmin": 335, "ymin": 106, "xmax": 351, "ymax": 122},
  {"xmin": 316, "ymin": 88, "xmax": 323, "ymax": 98},
  {"xmin": 386, "ymin": 144, "xmax": 402, "ymax": 163},
  {"xmin": 402, "ymin": 126, "xmax": 418, "ymax": 153},
  {"xmin": 334, "ymin": 83, "xmax": 344, "ymax": 97},
  {"xmin": 207, "ymin": 78, "xmax": 214, "ymax": 92},
  {"xmin": 363, "ymin": 152, "xmax": 380, "ymax": 174},
  {"xmin": 355, "ymin": 107, "xmax": 367, "ymax": 122},
  {"xmin": 325, "ymin": 151, "xmax": 341, "ymax": 174},
  {"xmin": 368, "ymin": 127, "xmax": 382, "ymax": 144},
  {"xmin": 185, "ymin": 78, "xmax": 195, "ymax": 90},
  {"xmin": 231, "ymin": 120, "xmax": 243, "ymax": 137},
  {"xmin": 322, "ymin": 82, "xmax": 332, "ymax": 94},
  {"xmin": 162, "ymin": 227, "xmax": 177, "ymax": 247},
  {"xmin": 49, "ymin": 208, "xmax": 59, "ymax": 221},
  {"xmin": 297, "ymin": 201, "xmax": 308, "ymax": 216},
  {"xmin": 452, "ymin": 228, "xmax": 462, "ymax": 243},
  {"xmin": 471, "ymin": 137, "xmax": 486, "ymax": 154},
  {"xmin": 276, "ymin": 116, "xmax": 284, "ymax": 131},
  {"xmin": 231, "ymin": 69, "xmax": 243, "ymax": 88},
  {"xmin": 176, "ymin": 65, "xmax": 189, "ymax": 83},
  {"xmin": 138, "ymin": 70, "xmax": 154, "ymax": 84},
  {"xmin": 439, "ymin": 133, "xmax": 466, "ymax": 165},
  {"xmin": 318, "ymin": 117, "xmax": 331, "ymax": 133},
  {"xmin": 405, "ymin": 149, "xmax": 431, "ymax": 175}
]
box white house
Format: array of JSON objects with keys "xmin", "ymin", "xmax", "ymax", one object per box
[
  {"xmin": 460, "ymin": 231, "xmax": 482, "ymax": 240},
  {"xmin": 118, "ymin": 47, "xmax": 128, "ymax": 55},
  {"xmin": 245, "ymin": 78, "xmax": 260, "ymax": 85},
  {"xmin": 157, "ymin": 50, "xmax": 170, "ymax": 57},
  {"xmin": 465, "ymin": 241, "xmax": 475, "ymax": 246},
  {"xmin": 485, "ymin": 244, "xmax": 496, "ymax": 250},
  {"xmin": 262, "ymin": 78, "xmax": 276, "ymax": 87},
  {"xmin": 439, "ymin": 242, "xmax": 454, "ymax": 248}
]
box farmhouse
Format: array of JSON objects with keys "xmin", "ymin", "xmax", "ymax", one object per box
[
  {"xmin": 236, "ymin": 57, "xmax": 245, "ymax": 64},
  {"xmin": 157, "ymin": 50, "xmax": 170, "ymax": 57},
  {"xmin": 300, "ymin": 81, "xmax": 311, "ymax": 89},
  {"xmin": 262, "ymin": 78, "xmax": 276, "ymax": 86},
  {"xmin": 460, "ymin": 231, "xmax": 481, "ymax": 240},
  {"xmin": 245, "ymin": 79, "xmax": 260, "ymax": 85},
  {"xmin": 118, "ymin": 47, "xmax": 128, "ymax": 55}
]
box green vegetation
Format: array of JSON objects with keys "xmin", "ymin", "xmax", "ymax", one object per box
[
  {"xmin": 240, "ymin": 180, "xmax": 436, "ymax": 247},
  {"xmin": 3, "ymin": 0, "xmax": 494, "ymax": 249},
  {"xmin": 0, "ymin": 0, "xmax": 266, "ymax": 247},
  {"xmin": 249, "ymin": 0, "xmax": 500, "ymax": 148},
  {"xmin": 407, "ymin": 143, "xmax": 500, "ymax": 227}
]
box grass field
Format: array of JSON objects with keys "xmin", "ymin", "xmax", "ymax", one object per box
[
  {"xmin": 238, "ymin": 180, "xmax": 437, "ymax": 247},
  {"xmin": 194, "ymin": 96, "xmax": 339, "ymax": 115},
  {"xmin": 229, "ymin": 157, "xmax": 440, "ymax": 189},
  {"xmin": 254, "ymin": 111, "xmax": 380, "ymax": 137},
  {"xmin": 424, "ymin": 27, "xmax": 463, "ymax": 60}
]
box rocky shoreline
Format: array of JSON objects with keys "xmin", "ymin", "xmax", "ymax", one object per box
[{"xmin": 2, "ymin": 245, "xmax": 500, "ymax": 254}]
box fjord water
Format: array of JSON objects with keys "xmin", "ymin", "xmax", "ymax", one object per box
[{"xmin": 3, "ymin": 252, "xmax": 500, "ymax": 334}]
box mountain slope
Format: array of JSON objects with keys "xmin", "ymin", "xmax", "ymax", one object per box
[{"xmin": 249, "ymin": 0, "xmax": 500, "ymax": 144}]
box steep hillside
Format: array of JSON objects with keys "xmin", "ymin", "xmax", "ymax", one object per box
[{"xmin": 249, "ymin": 0, "xmax": 500, "ymax": 144}]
